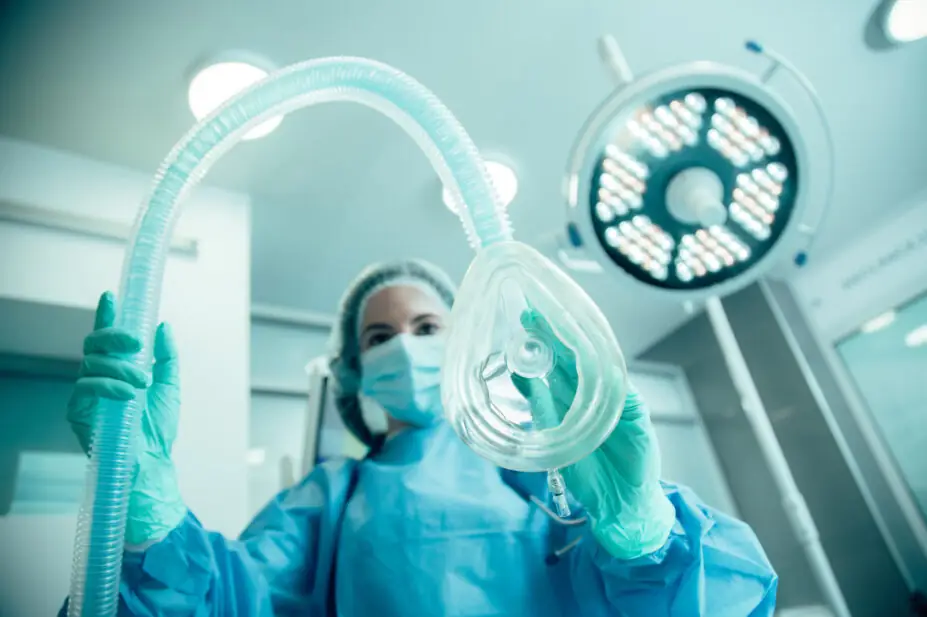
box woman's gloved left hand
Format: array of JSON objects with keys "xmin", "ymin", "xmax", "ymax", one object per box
[{"xmin": 511, "ymin": 311, "xmax": 675, "ymax": 560}]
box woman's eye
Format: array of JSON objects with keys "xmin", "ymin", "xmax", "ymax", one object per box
[
  {"xmin": 415, "ymin": 322, "xmax": 441, "ymax": 336},
  {"xmin": 367, "ymin": 332, "xmax": 393, "ymax": 348}
]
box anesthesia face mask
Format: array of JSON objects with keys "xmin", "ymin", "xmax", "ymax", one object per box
[{"xmin": 442, "ymin": 240, "xmax": 628, "ymax": 475}]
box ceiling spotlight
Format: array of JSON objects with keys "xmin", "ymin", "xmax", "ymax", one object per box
[
  {"xmin": 188, "ymin": 57, "xmax": 282, "ymax": 140},
  {"xmin": 442, "ymin": 160, "xmax": 518, "ymax": 213},
  {"xmin": 884, "ymin": 0, "xmax": 927, "ymax": 43},
  {"xmin": 246, "ymin": 448, "xmax": 266, "ymax": 466},
  {"xmin": 905, "ymin": 324, "xmax": 927, "ymax": 348},
  {"xmin": 860, "ymin": 311, "xmax": 897, "ymax": 333}
]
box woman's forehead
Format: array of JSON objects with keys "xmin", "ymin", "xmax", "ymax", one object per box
[{"xmin": 361, "ymin": 285, "xmax": 448, "ymax": 326}]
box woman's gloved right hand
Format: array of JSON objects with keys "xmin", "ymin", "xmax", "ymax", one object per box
[
  {"xmin": 67, "ymin": 291, "xmax": 186, "ymax": 546},
  {"xmin": 512, "ymin": 310, "xmax": 675, "ymax": 560}
]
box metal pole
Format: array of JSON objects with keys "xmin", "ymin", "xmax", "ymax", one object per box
[{"xmin": 705, "ymin": 296, "xmax": 852, "ymax": 617}]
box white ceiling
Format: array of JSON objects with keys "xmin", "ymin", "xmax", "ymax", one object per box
[{"xmin": 1, "ymin": 0, "xmax": 925, "ymax": 356}]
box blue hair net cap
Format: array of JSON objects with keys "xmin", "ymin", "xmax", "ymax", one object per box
[{"xmin": 329, "ymin": 259, "xmax": 456, "ymax": 447}]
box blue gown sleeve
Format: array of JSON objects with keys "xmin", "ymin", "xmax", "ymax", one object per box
[
  {"xmin": 567, "ymin": 482, "xmax": 778, "ymax": 617},
  {"xmin": 59, "ymin": 459, "xmax": 357, "ymax": 617}
]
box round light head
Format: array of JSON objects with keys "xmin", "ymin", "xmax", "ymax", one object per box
[
  {"xmin": 443, "ymin": 160, "xmax": 518, "ymax": 213},
  {"xmin": 188, "ymin": 58, "xmax": 282, "ymax": 140},
  {"xmin": 566, "ymin": 63, "xmax": 821, "ymax": 300}
]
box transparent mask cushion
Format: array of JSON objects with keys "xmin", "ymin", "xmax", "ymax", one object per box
[
  {"xmin": 68, "ymin": 57, "xmax": 625, "ymax": 617},
  {"xmin": 442, "ymin": 241, "xmax": 629, "ymax": 473}
]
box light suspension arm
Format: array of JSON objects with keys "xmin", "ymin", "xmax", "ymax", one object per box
[
  {"xmin": 705, "ymin": 296, "xmax": 851, "ymax": 617},
  {"xmin": 598, "ymin": 34, "xmax": 634, "ymax": 87}
]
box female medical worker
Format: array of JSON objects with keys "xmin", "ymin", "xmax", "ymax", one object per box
[{"xmin": 62, "ymin": 260, "xmax": 777, "ymax": 617}]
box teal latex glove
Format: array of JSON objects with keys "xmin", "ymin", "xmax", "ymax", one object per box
[
  {"xmin": 512, "ymin": 311, "xmax": 675, "ymax": 560},
  {"xmin": 67, "ymin": 291, "xmax": 186, "ymax": 546}
]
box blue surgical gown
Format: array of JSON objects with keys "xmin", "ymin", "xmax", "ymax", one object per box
[{"xmin": 61, "ymin": 422, "xmax": 777, "ymax": 616}]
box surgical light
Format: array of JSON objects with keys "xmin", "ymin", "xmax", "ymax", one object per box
[
  {"xmin": 566, "ymin": 73, "xmax": 814, "ymax": 296},
  {"xmin": 188, "ymin": 58, "xmax": 283, "ymax": 140},
  {"xmin": 443, "ymin": 160, "xmax": 518, "ymax": 213},
  {"xmin": 560, "ymin": 36, "xmax": 840, "ymax": 304},
  {"xmin": 884, "ymin": 0, "xmax": 927, "ymax": 43},
  {"xmin": 560, "ymin": 35, "xmax": 848, "ymax": 617}
]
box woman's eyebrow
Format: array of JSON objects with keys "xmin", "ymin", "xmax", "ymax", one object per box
[
  {"xmin": 361, "ymin": 322, "xmax": 393, "ymax": 336},
  {"xmin": 411, "ymin": 313, "xmax": 441, "ymax": 324}
]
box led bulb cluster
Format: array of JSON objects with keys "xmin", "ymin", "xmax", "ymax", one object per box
[
  {"xmin": 593, "ymin": 89, "xmax": 795, "ymax": 287},
  {"xmin": 626, "ymin": 94, "xmax": 704, "ymax": 159},
  {"xmin": 675, "ymin": 226, "xmax": 752, "ymax": 282},
  {"xmin": 730, "ymin": 162, "xmax": 788, "ymax": 240},
  {"xmin": 595, "ymin": 145, "xmax": 650, "ymax": 221},
  {"xmin": 707, "ymin": 97, "xmax": 779, "ymax": 168},
  {"xmin": 603, "ymin": 214, "xmax": 675, "ymax": 280}
]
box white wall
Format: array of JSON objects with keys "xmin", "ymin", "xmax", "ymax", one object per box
[
  {"xmin": 790, "ymin": 191, "xmax": 927, "ymax": 343},
  {"xmin": 0, "ymin": 137, "xmax": 251, "ymax": 617},
  {"xmin": 250, "ymin": 320, "xmax": 331, "ymax": 392}
]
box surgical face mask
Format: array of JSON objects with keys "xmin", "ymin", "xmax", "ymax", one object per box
[
  {"xmin": 360, "ymin": 333, "xmax": 445, "ymax": 427},
  {"xmin": 358, "ymin": 396, "xmax": 390, "ymax": 435}
]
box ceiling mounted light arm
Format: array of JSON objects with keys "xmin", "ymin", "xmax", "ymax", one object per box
[
  {"xmin": 548, "ymin": 34, "xmax": 639, "ymax": 274},
  {"xmin": 705, "ymin": 295, "xmax": 852, "ymax": 617},
  {"xmin": 598, "ymin": 34, "xmax": 635, "ymax": 88}
]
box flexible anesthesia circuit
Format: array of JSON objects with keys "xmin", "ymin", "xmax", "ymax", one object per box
[{"xmin": 67, "ymin": 57, "xmax": 629, "ymax": 617}]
